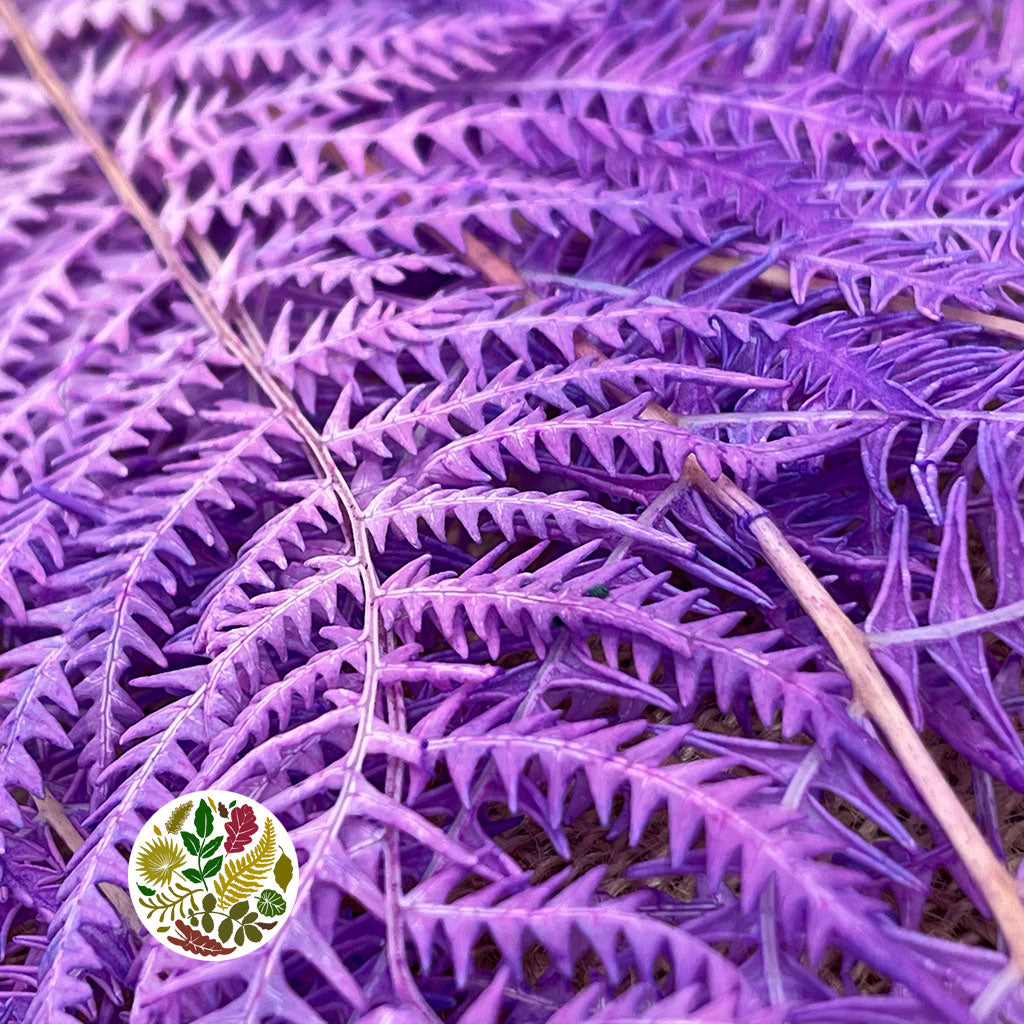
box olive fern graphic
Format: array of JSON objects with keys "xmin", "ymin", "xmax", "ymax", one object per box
[
  {"xmin": 137, "ymin": 882, "xmax": 203, "ymax": 925},
  {"xmin": 164, "ymin": 800, "xmax": 193, "ymax": 835},
  {"xmin": 213, "ymin": 817, "xmax": 277, "ymax": 909}
]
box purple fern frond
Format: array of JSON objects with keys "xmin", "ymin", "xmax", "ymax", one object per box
[{"xmin": 3, "ymin": 1, "xmax": 1024, "ymax": 1022}]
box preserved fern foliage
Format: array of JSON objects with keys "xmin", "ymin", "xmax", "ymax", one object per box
[{"xmin": 2, "ymin": 1, "xmax": 1024, "ymax": 1022}]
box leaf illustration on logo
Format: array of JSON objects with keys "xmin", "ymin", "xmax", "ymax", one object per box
[
  {"xmin": 168, "ymin": 920, "xmax": 236, "ymax": 957},
  {"xmin": 224, "ymin": 805, "xmax": 258, "ymax": 853},
  {"xmin": 137, "ymin": 882, "xmax": 203, "ymax": 923},
  {"xmin": 200, "ymin": 836, "xmax": 223, "ymax": 859},
  {"xmin": 202, "ymin": 855, "xmax": 224, "ymax": 879},
  {"xmin": 194, "ymin": 800, "xmax": 214, "ymax": 839},
  {"xmin": 213, "ymin": 817, "xmax": 276, "ymax": 908},
  {"xmin": 164, "ymin": 800, "xmax": 192, "ymax": 835},
  {"xmin": 130, "ymin": 793, "xmax": 297, "ymax": 964},
  {"xmin": 273, "ymin": 851, "xmax": 293, "ymax": 890},
  {"xmin": 136, "ymin": 836, "xmax": 187, "ymax": 887},
  {"xmin": 256, "ymin": 890, "xmax": 287, "ymax": 917}
]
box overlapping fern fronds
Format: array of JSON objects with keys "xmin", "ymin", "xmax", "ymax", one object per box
[{"xmin": 3, "ymin": 2, "xmax": 1024, "ymax": 1023}]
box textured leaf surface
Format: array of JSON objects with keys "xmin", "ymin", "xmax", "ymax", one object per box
[{"xmin": 3, "ymin": 2, "xmax": 1024, "ymax": 1023}]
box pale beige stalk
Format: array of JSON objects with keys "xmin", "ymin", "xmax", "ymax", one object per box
[
  {"xmin": 33, "ymin": 790, "xmax": 141, "ymax": 930},
  {"xmin": 0, "ymin": 0, "xmax": 387, "ymax": 957},
  {"xmin": 452, "ymin": 229, "xmax": 1024, "ymax": 978}
]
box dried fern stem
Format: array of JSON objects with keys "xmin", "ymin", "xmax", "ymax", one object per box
[
  {"xmin": 695, "ymin": 252, "xmax": 1024, "ymax": 342},
  {"xmin": 0, "ymin": 7, "xmax": 440, "ymax": 1014},
  {"xmin": 690, "ymin": 470, "xmax": 1024, "ymax": 974},
  {"xmin": 0, "ymin": 0, "xmax": 387, "ymax": 749},
  {"xmin": 0, "ymin": 0, "xmax": 390, "ymax": 978},
  {"xmin": 33, "ymin": 790, "xmax": 140, "ymax": 930},
  {"xmin": 456, "ymin": 232, "xmax": 1024, "ymax": 977}
]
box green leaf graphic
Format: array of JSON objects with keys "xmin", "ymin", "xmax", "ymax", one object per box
[
  {"xmin": 202, "ymin": 855, "xmax": 224, "ymax": 879},
  {"xmin": 273, "ymin": 852, "xmax": 293, "ymax": 891},
  {"xmin": 243, "ymin": 925, "xmax": 261, "ymax": 942},
  {"xmin": 234, "ymin": 927, "xmax": 245, "ymax": 946},
  {"xmin": 195, "ymin": 801, "xmax": 214, "ymax": 839},
  {"xmin": 202, "ymin": 894, "xmax": 216, "ymax": 912},
  {"xmin": 180, "ymin": 832, "xmax": 200, "ymax": 856},
  {"xmin": 137, "ymin": 884, "xmax": 156, "ymax": 896},
  {"xmin": 200, "ymin": 836, "xmax": 223, "ymax": 859},
  {"xmin": 229, "ymin": 900, "xmax": 249, "ymax": 920},
  {"xmin": 156, "ymin": 926, "xmax": 170, "ymax": 933},
  {"xmin": 218, "ymin": 917, "xmax": 233, "ymax": 943},
  {"xmin": 201, "ymin": 913, "xmax": 213, "ymax": 932},
  {"xmin": 182, "ymin": 868, "xmax": 204, "ymax": 884},
  {"xmin": 256, "ymin": 890, "xmax": 287, "ymax": 917}
]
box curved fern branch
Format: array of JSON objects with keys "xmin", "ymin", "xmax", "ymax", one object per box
[{"xmin": 452, "ymin": 207, "xmax": 1024, "ymax": 983}]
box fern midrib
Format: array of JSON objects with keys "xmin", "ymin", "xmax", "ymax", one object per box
[
  {"xmin": 381, "ymin": 578, "xmax": 810, "ymax": 682},
  {"xmin": 0, "ymin": 0, "xmax": 389, "ymax": 952},
  {"xmin": 327, "ymin": 359, "xmax": 768, "ymax": 451},
  {"xmin": 0, "ymin": 6, "xmax": 366, "ymax": 548}
]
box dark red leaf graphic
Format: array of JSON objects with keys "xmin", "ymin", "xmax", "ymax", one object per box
[
  {"xmin": 168, "ymin": 920, "xmax": 236, "ymax": 957},
  {"xmin": 224, "ymin": 804, "xmax": 258, "ymax": 853}
]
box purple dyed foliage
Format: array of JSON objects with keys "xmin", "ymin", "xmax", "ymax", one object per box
[{"xmin": 2, "ymin": 0, "xmax": 1024, "ymax": 1021}]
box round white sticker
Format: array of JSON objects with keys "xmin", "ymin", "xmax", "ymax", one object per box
[{"xmin": 128, "ymin": 790, "xmax": 297, "ymax": 960}]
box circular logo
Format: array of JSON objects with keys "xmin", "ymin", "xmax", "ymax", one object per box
[{"xmin": 129, "ymin": 790, "xmax": 297, "ymax": 959}]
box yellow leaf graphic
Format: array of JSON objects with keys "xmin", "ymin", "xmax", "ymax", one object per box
[
  {"xmin": 137, "ymin": 836, "xmax": 187, "ymax": 887},
  {"xmin": 213, "ymin": 816, "xmax": 276, "ymax": 909},
  {"xmin": 164, "ymin": 800, "xmax": 193, "ymax": 835}
]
